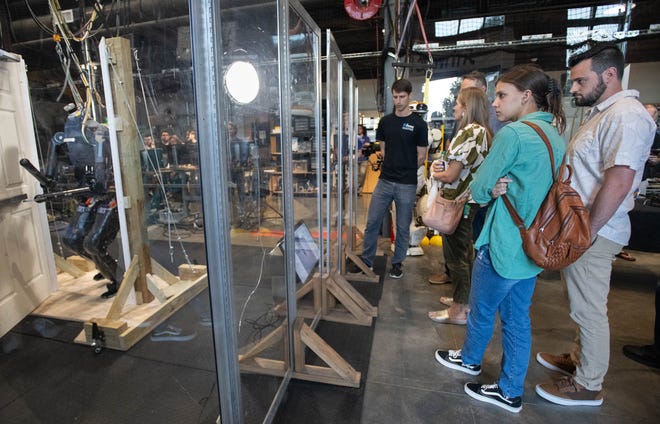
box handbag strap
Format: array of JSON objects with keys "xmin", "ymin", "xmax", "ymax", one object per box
[{"xmin": 501, "ymin": 121, "xmax": 563, "ymax": 230}]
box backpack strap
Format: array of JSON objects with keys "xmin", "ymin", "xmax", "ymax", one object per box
[
  {"xmin": 501, "ymin": 121, "xmax": 562, "ymax": 231},
  {"xmin": 522, "ymin": 121, "xmax": 557, "ymax": 180}
]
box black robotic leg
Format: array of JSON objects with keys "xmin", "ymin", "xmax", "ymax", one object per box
[
  {"xmin": 63, "ymin": 198, "xmax": 100, "ymax": 268},
  {"xmin": 83, "ymin": 199, "xmax": 121, "ymax": 298}
]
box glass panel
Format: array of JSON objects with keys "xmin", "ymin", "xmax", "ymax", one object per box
[
  {"xmin": 289, "ymin": 7, "xmax": 322, "ymax": 280},
  {"xmin": 340, "ymin": 66, "xmax": 356, "ymax": 249},
  {"xmin": 347, "ymin": 81, "xmax": 359, "ymax": 237},
  {"xmin": 14, "ymin": 1, "xmax": 220, "ymax": 422},
  {"xmin": 325, "ymin": 35, "xmax": 341, "ymax": 272},
  {"xmin": 219, "ymin": 3, "xmax": 287, "ymax": 421}
]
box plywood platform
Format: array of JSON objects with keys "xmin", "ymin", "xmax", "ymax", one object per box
[
  {"xmin": 33, "ymin": 270, "xmax": 127, "ymax": 322},
  {"xmin": 32, "ymin": 259, "xmax": 207, "ymax": 351}
]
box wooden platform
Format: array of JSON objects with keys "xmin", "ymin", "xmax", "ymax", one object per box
[
  {"xmin": 32, "ymin": 258, "xmax": 207, "ymax": 351},
  {"xmin": 33, "ymin": 270, "xmax": 126, "ymax": 322}
]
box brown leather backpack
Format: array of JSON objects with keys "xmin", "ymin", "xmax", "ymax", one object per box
[{"xmin": 502, "ymin": 121, "xmax": 591, "ymax": 271}]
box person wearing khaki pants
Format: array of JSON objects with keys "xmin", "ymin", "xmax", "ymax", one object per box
[{"xmin": 535, "ymin": 43, "xmax": 656, "ymax": 407}]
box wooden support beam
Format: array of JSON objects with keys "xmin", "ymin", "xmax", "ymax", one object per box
[
  {"xmin": 343, "ymin": 248, "xmax": 379, "ymax": 283},
  {"xmin": 293, "ymin": 318, "xmax": 305, "ymax": 371},
  {"xmin": 271, "ymin": 278, "xmax": 315, "ymax": 315},
  {"xmin": 237, "ymin": 318, "xmax": 361, "ymax": 388},
  {"xmin": 178, "ymin": 264, "xmax": 208, "ymax": 281},
  {"xmin": 53, "ymin": 254, "xmax": 85, "ymax": 278},
  {"xmin": 150, "ymin": 258, "xmax": 179, "ymax": 285},
  {"xmin": 83, "ymin": 318, "xmax": 128, "ymax": 348},
  {"xmin": 331, "ymin": 272, "xmax": 378, "ymax": 317},
  {"xmin": 146, "ymin": 274, "xmax": 176, "ymax": 303},
  {"xmin": 299, "ymin": 321, "xmax": 360, "ymax": 387},
  {"xmin": 106, "ymin": 255, "xmax": 140, "ymax": 320},
  {"xmin": 238, "ymin": 324, "xmax": 284, "ymax": 362},
  {"xmin": 325, "ymin": 276, "xmax": 372, "ymax": 326},
  {"xmin": 105, "ymin": 36, "xmax": 153, "ymax": 303}
]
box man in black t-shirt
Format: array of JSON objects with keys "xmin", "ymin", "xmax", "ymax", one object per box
[{"xmin": 351, "ymin": 78, "xmax": 428, "ymax": 278}]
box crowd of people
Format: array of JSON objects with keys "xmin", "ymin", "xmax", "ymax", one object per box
[{"xmin": 353, "ymin": 43, "xmax": 658, "ymax": 413}]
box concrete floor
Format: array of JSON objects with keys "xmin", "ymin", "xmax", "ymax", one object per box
[{"xmin": 360, "ymin": 242, "xmax": 660, "ymax": 423}]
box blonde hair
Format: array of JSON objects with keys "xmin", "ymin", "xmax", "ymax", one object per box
[{"xmin": 456, "ymin": 87, "xmax": 493, "ymax": 143}]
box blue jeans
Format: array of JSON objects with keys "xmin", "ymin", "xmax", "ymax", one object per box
[
  {"xmin": 461, "ymin": 245, "xmax": 537, "ymax": 398},
  {"xmin": 361, "ymin": 179, "xmax": 417, "ymax": 267}
]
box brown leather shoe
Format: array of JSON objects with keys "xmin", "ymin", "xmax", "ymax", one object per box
[
  {"xmin": 428, "ymin": 273, "xmax": 451, "ymax": 285},
  {"xmin": 536, "ymin": 352, "xmax": 576, "ymax": 376},
  {"xmin": 535, "ymin": 377, "xmax": 603, "ymax": 406}
]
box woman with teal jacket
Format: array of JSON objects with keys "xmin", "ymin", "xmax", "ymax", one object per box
[{"xmin": 434, "ymin": 64, "xmax": 567, "ymax": 413}]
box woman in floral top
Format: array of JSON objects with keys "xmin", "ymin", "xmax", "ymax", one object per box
[{"xmin": 428, "ymin": 87, "xmax": 492, "ymax": 324}]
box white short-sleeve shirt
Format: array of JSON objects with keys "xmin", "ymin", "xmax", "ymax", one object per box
[{"xmin": 567, "ymin": 89, "xmax": 656, "ymax": 245}]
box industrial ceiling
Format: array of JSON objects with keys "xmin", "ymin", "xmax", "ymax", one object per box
[{"xmin": 2, "ymin": 1, "xmax": 659, "ymax": 83}]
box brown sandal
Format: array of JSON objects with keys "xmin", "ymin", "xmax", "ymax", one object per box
[{"xmin": 616, "ymin": 251, "xmax": 636, "ymax": 262}]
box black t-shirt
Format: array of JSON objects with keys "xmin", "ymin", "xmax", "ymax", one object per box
[{"xmin": 376, "ymin": 112, "xmax": 428, "ymax": 184}]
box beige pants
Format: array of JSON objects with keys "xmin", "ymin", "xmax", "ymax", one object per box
[{"xmin": 561, "ymin": 235, "xmax": 622, "ymax": 391}]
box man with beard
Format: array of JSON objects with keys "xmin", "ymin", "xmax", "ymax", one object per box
[{"xmin": 535, "ymin": 44, "xmax": 656, "ymax": 406}]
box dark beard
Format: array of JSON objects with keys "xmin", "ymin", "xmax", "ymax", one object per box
[{"xmin": 573, "ymin": 76, "xmax": 606, "ymax": 107}]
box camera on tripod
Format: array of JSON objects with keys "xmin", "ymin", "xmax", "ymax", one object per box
[
  {"xmin": 362, "ymin": 142, "xmax": 383, "ymax": 171},
  {"xmin": 361, "ymin": 141, "xmax": 381, "ymax": 157}
]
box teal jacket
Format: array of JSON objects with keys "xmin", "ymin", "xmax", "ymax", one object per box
[{"xmin": 470, "ymin": 111, "xmax": 566, "ymax": 279}]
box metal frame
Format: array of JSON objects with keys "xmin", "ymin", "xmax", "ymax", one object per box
[
  {"xmin": 189, "ymin": 1, "xmax": 323, "ymax": 422},
  {"xmin": 188, "ymin": 1, "xmax": 242, "ymax": 423}
]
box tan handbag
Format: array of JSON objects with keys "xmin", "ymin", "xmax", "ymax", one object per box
[{"xmin": 422, "ymin": 189, "xmax": 468, "ymax": 235}]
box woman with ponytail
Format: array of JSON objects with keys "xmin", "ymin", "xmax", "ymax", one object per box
[{"xmin": 434, "ymin": 64, "xmax": 566, "ymax": 413}]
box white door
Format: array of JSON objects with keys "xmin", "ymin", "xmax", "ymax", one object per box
[{"xmin": 0, "ymin": 50, "xmax": 57, "ymax": 337}]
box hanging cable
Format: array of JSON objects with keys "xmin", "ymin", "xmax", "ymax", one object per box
[
  {"xmin": 393, "ymin": 0, "xmax": 418, "ymax": 79},
  {"xmin": 414, "ymin": 1, "xmax": 433, "ymax": 67},
  {"xmin": 23, "ymin": 0, "xmax": 55, "ymax": 35},
  {"xmin": 419, "ymin": 0, "xmax": 434, "ymax": 108}
]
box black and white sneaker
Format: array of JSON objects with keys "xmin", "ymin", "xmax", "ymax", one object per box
[
  {"xmin": 389, "ymin": 263, "xmax": 403, "ymax": 279},
  {"xmin": 435, "ymin": 349, "xmax": 481, "ymax": 375},
  {"xmin": 464, "ymin": 382, "xmax": 522, "ymax": 413}
]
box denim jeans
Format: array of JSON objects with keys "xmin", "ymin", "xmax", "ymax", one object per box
[
  {"xmin": 461, "ymin": 245, "xmax": 537, "ymax": 398},
  {"xmin": 361, "ymin": 179, "xmax": 417, "ymax": 267}
]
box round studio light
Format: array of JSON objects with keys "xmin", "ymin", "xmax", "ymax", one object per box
[{"xmin": 225, "ymin": 61, "xmax": 259, "ymax": 104}]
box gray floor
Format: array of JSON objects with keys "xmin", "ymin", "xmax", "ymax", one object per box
[{"xmin": 360, "ymin": 241, "xmax": 660, "ymax": 423}]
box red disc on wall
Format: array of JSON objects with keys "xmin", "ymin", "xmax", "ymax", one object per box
[{"xmin": 344, "ymin": 0, "xmax": 382, "ymax": 21}]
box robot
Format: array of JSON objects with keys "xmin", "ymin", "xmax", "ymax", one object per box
[{"xmin": 21, "ymin": 110, "xmax": 121, "ymax": 298}]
